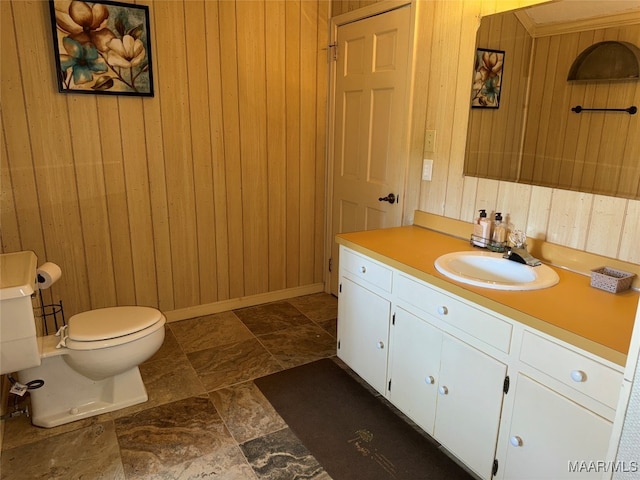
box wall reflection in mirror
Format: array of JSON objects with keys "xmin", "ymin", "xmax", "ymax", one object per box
[{"xmin": 464, "ymin": 4, "xmax": 640, "ymax": 200}]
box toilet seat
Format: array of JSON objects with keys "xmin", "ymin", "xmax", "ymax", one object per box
[{"xmin": 59, "ymin": 306, "xmax": 166, "ymax": 351}]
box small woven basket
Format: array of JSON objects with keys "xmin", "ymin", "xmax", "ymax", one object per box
[{"xmin": 590, "ymin": 267, "xmax": 636, "ymax": 293}]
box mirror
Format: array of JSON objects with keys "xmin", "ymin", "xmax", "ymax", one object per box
[{"xmin": 464, "ymin": 2, "xmax": 640, "ymax": 200}]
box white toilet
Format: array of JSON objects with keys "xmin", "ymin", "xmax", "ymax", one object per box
[
  {"xmin": 0, "ymin": 250, "xmax": 166, "ymax": 427},
  {"xmin": 17, "ymin": 306, "xmax": 166, "ymax": 428}
]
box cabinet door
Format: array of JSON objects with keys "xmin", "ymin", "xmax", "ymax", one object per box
[
  {"xmin": 337, "ymin": 277, "xmax": 391, "ymax": 394},
  {"xmin": 388, "ymin": 307, "xmax": 442, "ymax": 434},
  {"xmin": 435, "ymin": 334, "xmax": 507, "ymax": 479},
  {"xmin": 502, "ymin": 374, "xmax": 612, "ymax": 480}
]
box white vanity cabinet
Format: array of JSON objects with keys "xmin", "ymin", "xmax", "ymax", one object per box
[
  {"xmin": 337, "ymin": 244, "xmax": 626, "ymax": 480},
  {"xmin": 339, "ymin": 246, "xmax": 508, "ymax": 478}
]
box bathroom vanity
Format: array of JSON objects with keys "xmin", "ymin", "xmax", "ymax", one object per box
[{"xmin": 336, "ymin": 219, "xmax": 638, "ymax": 480}]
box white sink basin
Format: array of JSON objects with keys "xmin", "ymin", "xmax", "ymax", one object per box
[{"xmin": 434, "ymin": 251, "xmax": 559, "ymax": 291}]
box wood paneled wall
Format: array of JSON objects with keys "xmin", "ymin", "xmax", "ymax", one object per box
[
  {"xmin": 331, "ymin": 0, "xmax": 380, "ymax": 17},
  {"xmin": 409, "ymin": 0, "xmax": 640, "ymax": 265},
  {"xmin": 1, "ymin": 0, "xmax": 329, "ymax": 318}
]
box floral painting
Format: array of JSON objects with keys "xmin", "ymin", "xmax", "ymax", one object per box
[
  {"xmin": 471, "ymin": 48, "xmax": 504, "ymax": 108},
  {"xmin": 49, "ymin": 0, "xmax": 154, "ymax": 96}
]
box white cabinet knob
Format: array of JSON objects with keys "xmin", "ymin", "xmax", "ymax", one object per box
[
  {"xmin": 438, "ymin": 385, "xmax": 449, "ymax": 395},
  {"xmin": 510, "ymin": 436, "xmax": 523, "ymax": 447},
  {"xmin": 376, "ymin": 341, "xmax": 384, "ymax": 349},
  {"xmin": 360, "ymin": 265, "xmax": 367, "ymax": 274},
  {"xmin": 570, "ymin": 370, "xmax": 587, "ymax": 382},
  {"xmin": 424, "ymin": 375, "xmax": 435, "ymax": 385},
  {"xmin": 437, "ymin": 306, "xmax": 448, "ymax": 315}
]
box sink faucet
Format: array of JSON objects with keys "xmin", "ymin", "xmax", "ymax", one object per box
[{"xmin": 503, "ymin": 247, "xmax": 542, "ymax": 267}]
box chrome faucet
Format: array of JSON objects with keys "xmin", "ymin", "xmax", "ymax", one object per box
[{"xmin": 503, "ymin": 247, "xmax": 541, "ymax": 267}]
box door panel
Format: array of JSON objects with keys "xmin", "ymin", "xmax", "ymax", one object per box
[{"xmin": 329, "ymin": 6, "xmax": 411, "ymax": 294}]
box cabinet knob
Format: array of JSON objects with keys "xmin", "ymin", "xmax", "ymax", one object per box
[
  {"xmin": 437, "ymin": 306, "xmax": 448, "ymax": 315},
  {"xmin": 438, "ymin": 385, "xmax": 449, "ymax": 395},
  {"xmin": 376, "ymin": 341, "xmax": 384, "ymax": 350},
  {"xmin": 510, "ymin": 436, "xmax": 523, "ymax": 447},
  {"xmin": 570, "ymin": 370, "xmax": 587, "ymax": 382},
  {"xmin": 424, "ymin": 375, "xmax": 435, "ymax": 385},
  {"xmin": 360, "ymin": 265, "xmax": 367, "ymax": 274}
]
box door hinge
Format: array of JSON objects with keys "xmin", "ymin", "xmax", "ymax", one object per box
[
  {"xmin": 388, "ymin": 379, "xmax": 392, "ymax": 391},
  {"xmin": 329, "ymin": 257, "xmax": 333, "ymax": 272},
  {"xmin": 338, "ymin": 339, "xmax": 341, "ymax": 350},
  {"xmin": 328, "ymin": 42, "xmax": 338, "ymax": 62},
  {"xmin": 392, "ymin": 313, "xmax": 396, "ymax": 325},
  {"xmin": 492, "ymin": 459, "xmax": 499, "ymax": 476},
  {"xmin": 339, "ymin": 283, "xmax": 342, "ymax": 293},
  {"xmin": 503, "ymin": 375, "xmax": 510, "ymax": 394}
]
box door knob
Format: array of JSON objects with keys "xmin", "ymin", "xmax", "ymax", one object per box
[{"xmin": 378, "ymin": 193, "xmax": 397, "ymax": 204}]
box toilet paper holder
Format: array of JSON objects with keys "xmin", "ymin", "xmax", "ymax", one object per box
[
  {"xmin": 35, "ymin": 288, "xmax": 65, "ymax": 335},
  {"xmin": 36, "ymin": 272, "xmax": 65, "ymax": 335}
]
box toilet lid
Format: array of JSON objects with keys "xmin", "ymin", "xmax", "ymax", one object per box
[{"xmin": 67, "ymin": 306, "xmax": 163, "ymax": 341}]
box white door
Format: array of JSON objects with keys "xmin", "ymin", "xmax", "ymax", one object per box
[{"xmin": 329, "ymin": 6, "xmax": 411, "ymax": 294}]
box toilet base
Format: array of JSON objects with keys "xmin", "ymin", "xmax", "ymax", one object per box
[{"xmin": 18, "ymin": 355, "xmax": 149, "ymax": 428}]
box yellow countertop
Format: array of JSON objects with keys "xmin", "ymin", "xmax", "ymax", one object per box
[{"xmin": 337, "ymin": 226, "xmax": 639, "ymax": 366}]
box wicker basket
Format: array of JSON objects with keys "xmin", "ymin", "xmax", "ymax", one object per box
[{"xmin": 590, "ymin": 267, "xmax": 636, "ymax": 293}]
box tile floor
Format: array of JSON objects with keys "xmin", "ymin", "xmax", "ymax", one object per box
[{"xmin": 0, "ymin": 293, "xmax": 339, "ymax": 479}]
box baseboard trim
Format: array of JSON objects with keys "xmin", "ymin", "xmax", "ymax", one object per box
[{"xmin": 163, "ymin": 283, "xmax": 327, "ymax": 323}]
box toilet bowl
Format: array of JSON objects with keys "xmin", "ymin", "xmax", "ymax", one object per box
[{"xmin": 17, "ymin": 306, "xmax": 166, "ymax": 428}]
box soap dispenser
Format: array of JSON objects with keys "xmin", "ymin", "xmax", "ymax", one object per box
[
  {"xmin": 473, "ymin": 209, "xmax": 491, "ymax": 247},
  {"xmin": 492, "ymin": 212, "xmax": 507, "ymax": 245}
]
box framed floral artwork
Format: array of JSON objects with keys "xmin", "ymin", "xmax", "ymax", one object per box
[
  {"xmin": 471, "ymin": 48, "xmax": 504, "ymax": 108},
  {"xmin": 49, "ymin": 0, "xmax": 154, "ymax": 96}
]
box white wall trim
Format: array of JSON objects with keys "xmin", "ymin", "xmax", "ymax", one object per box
[{"xmin": 163, "ymin": 283, "xmax": 326, "ymax": 322}]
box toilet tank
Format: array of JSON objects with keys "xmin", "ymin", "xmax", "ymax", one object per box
[{"xmin": 0, "ymin": 251, "xmax": 41, "ymax": 375}]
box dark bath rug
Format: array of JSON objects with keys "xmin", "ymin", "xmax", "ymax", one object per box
[{"xmin": 254, "ymin": 358, "xmax": 474, "ymax": 480}]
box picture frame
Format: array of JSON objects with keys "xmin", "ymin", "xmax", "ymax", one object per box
[
  {"xmin": 48, "ymin": 0, "xmax": 154, "ymax": 96},
  {"xmin": 471, "ymin": 48, "xmax": 504, "ymax": 108}
]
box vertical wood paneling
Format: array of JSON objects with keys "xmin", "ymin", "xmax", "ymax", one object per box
[
  {"xmin": 95, "ymin": 97, "xmax": 137, "ymax": 306},
  {"xmin": 0, "ymin": 2, "xmax": 47, "ymax": 259},
  {"xmin": 66, "ymin": 95, "xmax": 116, "ymax": 308},
  {"xmin": 218, "ymin": 0, "xmax": 245, "ymax": 300},
  {"xmin": 185, "ymin": 0, "xmax": 218, "ymax": 305},
  {"xmin": 300, "ymin": 0, "xmax": 319, "ymax": 285},
  {"xmin": 266, "ymin": 0, "xmax": 288, "ymax": 291},
  {"xmin": 204, "ymin": 0, "xmax": 231, "ymax": 302},
  {"xmin": 155, "ymin": 0, "xmax": 198, "ymax": 309},
  {"xmin": 315, "ymin": 0, "xmax": 329, "ymax": 283},
  {"xmin": 237, "ymin": 0, "xmax": 269, "ymax": 296},
  {"xmin": 138, "ymin": 0, "xmax": 174, "ymax": 312},
  {"xmin": 1, "ymin": 0, "xmax": 329, "ymax": 318},
  {"xmin": 285, "ymin": 0, "xmax": 301, "ymax": 288}
]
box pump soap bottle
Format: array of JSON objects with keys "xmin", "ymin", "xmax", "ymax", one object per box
[
  {"xmin": 473, "ymin": 209, "xmax": 491, "ymax": 247},
  {"xmin": 492, "ymin": 212, "xmax": 507, "ymax": 247}
]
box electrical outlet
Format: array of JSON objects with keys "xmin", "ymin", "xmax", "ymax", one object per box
[
  {"xmin": 424, "ymin": 130, "xmax": 436, "ymax": 153},
  {"xmin": 422, "ymin": 159, "xmax": 433, "ymax": 181}
]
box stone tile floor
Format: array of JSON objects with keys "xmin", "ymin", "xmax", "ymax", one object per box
[{"xmin": 0, "ymin": 293, "xmax": 338, "ymax": 479}]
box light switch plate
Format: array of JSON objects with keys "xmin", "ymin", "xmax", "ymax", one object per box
[{"xmin": 422, "ymin": 159, "xmax": 433, "ymax": 181}]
